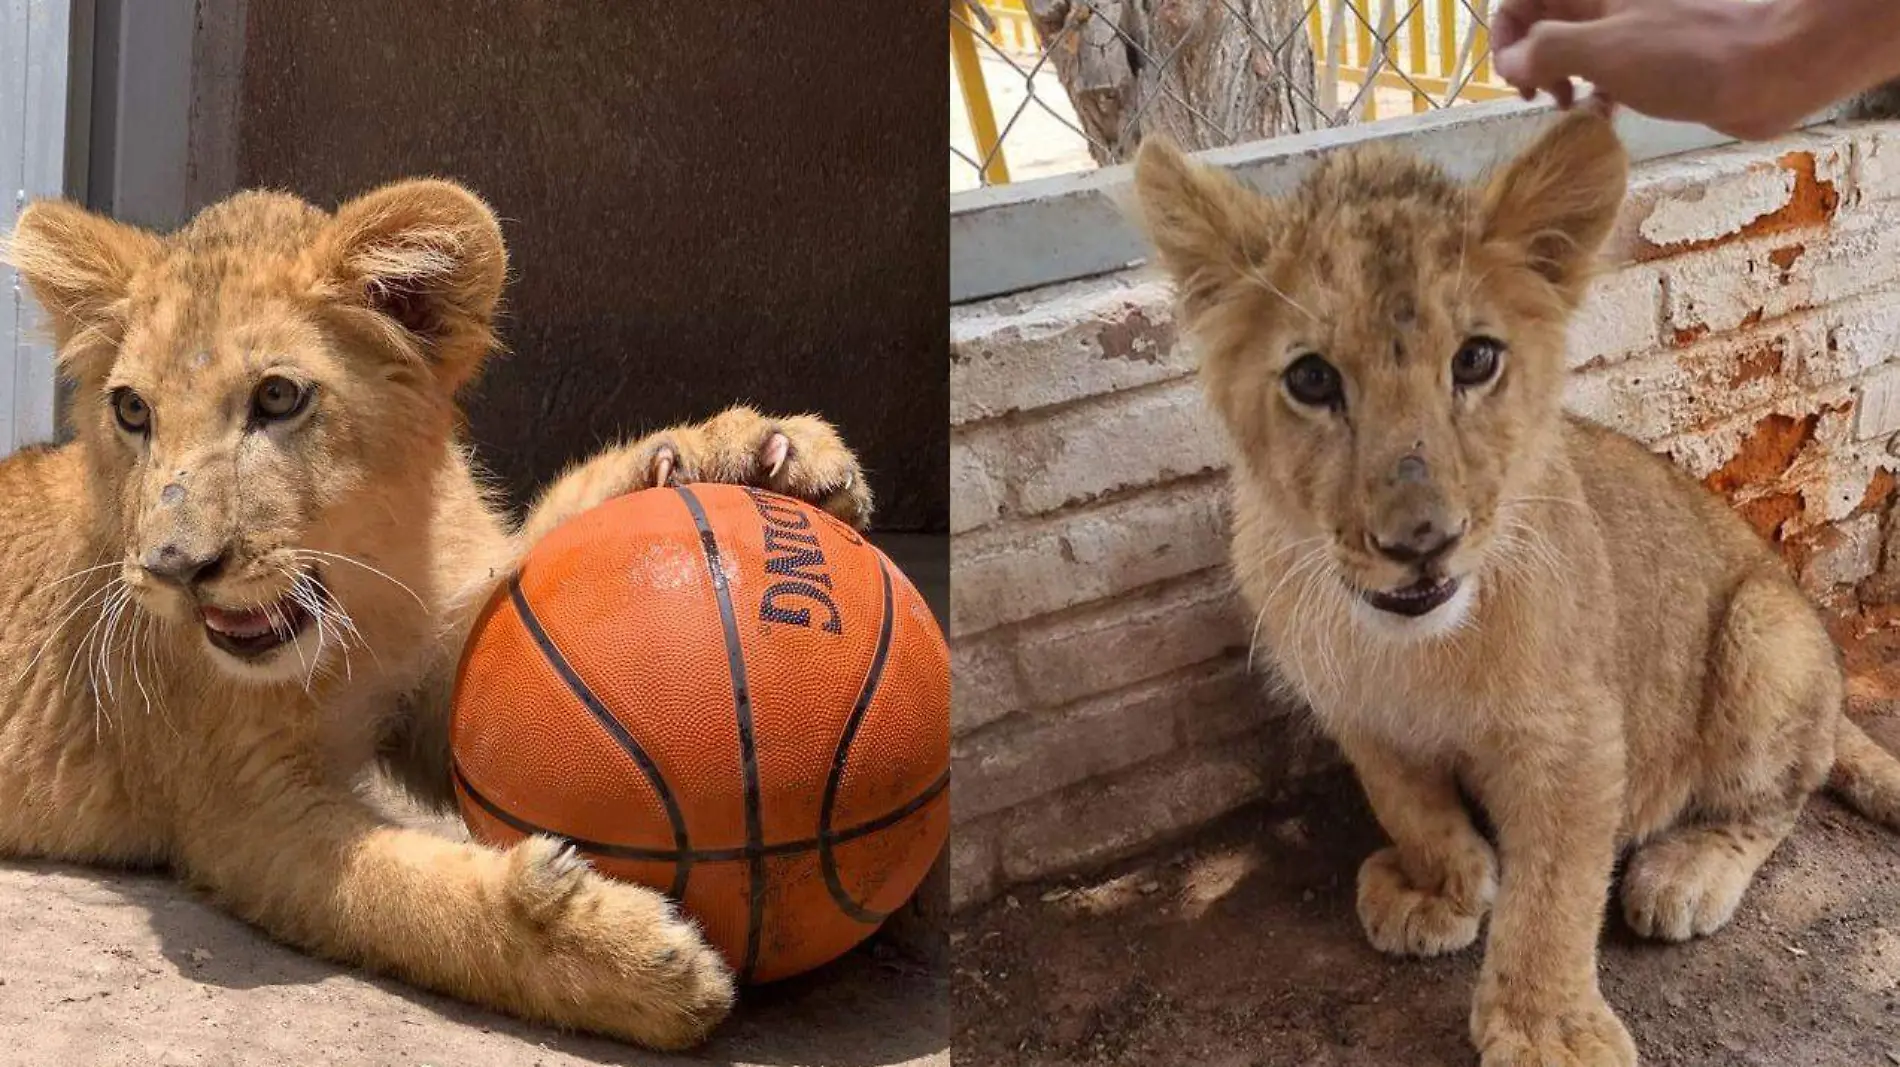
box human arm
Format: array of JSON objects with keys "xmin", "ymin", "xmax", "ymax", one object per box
[{"xmin": 1492, "ymin": 0, "xmax": 1900, "ymax": 140}]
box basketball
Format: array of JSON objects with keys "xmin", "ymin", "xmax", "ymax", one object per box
[{"xmin": 448, "ymin": 484, "xmax": 950, "ymax": 984}]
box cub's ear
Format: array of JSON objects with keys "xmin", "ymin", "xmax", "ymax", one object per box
[
  {"xmin": 316, "ymin": 179, "xmax": 507, "ymax": 391},
  {"xmin": 1131, "ymin": 137, "xmax": 1275, "ymax": 322},
  {"xmin": 1480, "ymin": 109, "xmax": 1628, "ymax": 307},
  {"xmin": 3, "ymin": 199, "xmax": 161, "ymax": 365}
]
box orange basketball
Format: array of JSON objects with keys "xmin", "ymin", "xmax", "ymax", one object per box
[{"xmin": 448, "ymin": 484, "xmax": 949, "ymax": 983}]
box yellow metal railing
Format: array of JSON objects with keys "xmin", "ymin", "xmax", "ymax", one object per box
[
  {"xmin": 951, "ymin": 4, "xmax": 1011, "ymax": 185},
  {"xmin": 953, "ymin": 0, "xmax": 1515, "ymax": 186},
  {"xmin": 976, "ymin": 0, "xmax": 1040, "ymax": 51}
]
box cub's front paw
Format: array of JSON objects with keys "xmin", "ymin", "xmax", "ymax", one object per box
[
  {"xmin": 647, "ymin": 406, "xmax": 871, "ymax": 529},
  {"xmin": 1473, "ymin": 994, "xmax": 1635, "ymax": 1067},
  {"xmin": 1356, "ymin": 844, "xmax": 1495, "ymax": 957},
  {"xmin": 504, "ymin": 837, "xmax": 735, "ymax": 1050}
]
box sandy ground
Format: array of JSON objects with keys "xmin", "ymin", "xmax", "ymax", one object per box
[
  {"xmin": 0, "ymin": 535, "xmax": 949, "ymax": 1067},
  {"xmin": 953, "ymin": 655, "xmax": 1900, "ymax": 1066},
  {"xmin": 0, "ymin": 856, "xmax": 945, "ymax": 1067}
]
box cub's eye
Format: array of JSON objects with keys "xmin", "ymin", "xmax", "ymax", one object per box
[
  {"xmin": 252, "ymin": 376, "xmax": 309, "ymax": 421},
  {"xmin": 1283, "ymin": 354, "xmax": 1344, "ymax": 409},
  {"xmin": 1452, "ymin": 337, "xmax": 1505, "ymax": 388},
  {"xmin": 110, "ymin": 389, "xmax": 151, "ymax": 434}
]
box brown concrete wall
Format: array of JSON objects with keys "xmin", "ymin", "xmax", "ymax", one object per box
[{"xmin": 227, "ymin": 0, "xmax": 947, "ymax": 531}]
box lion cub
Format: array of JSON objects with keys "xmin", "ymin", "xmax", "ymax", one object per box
[
  {"xmin": 0, "ymin": 181, "xmax": 870, "ymax": 1048},
  {"xmin": 1132, "ymin": 110, "xmax": 1900, "ymax": 1066}
]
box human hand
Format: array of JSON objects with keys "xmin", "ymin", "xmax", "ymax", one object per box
[{"xmin": 1490, "ymin": 0, "xmax": 1796, "ymax": 139}]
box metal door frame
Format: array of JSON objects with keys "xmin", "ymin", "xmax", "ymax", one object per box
[{"xmin": 0, "ymin": 0, "xmax": 88, "ymax": 452}]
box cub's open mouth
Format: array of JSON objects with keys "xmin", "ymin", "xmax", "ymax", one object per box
[
  {"xmin": 200, "ymin": 582, "xmax": 314, "ymax": 660},
  {"xmin": 1361, "ymin": 576, "xmax": 1460, "ymax": 618}
]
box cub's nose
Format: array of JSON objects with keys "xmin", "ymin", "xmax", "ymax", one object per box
[
  {"xmin": 140, "ymin": 544, "xmax": 228, "ymax": 587},
  {"xmin": 1369, "ymin": 520, "xmax": 1464, "ymax": 566}
]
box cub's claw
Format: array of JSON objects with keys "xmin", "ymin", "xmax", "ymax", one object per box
[
  {"xmin": 761, "ymin": 431, "xmax": 790, "ymax": 480},
  {"xmin": 739, "ymin": 414, "xmax": 870, "ymax": 528},
  {"xmin": 650, "ymin": 407, "xmax": 870, "ymax": 529},
  {"xmin": 648, "ymin": 442, "xmax": 681, "ymax": 488}
]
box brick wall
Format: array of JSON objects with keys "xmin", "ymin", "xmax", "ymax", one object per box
[{"xmin": 948, "ymin": 120, "xmax": 1900, "ymax": 910}]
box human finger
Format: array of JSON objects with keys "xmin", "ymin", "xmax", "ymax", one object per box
[
  {"xmin": 1551, "ymin": 76, "xmax": 1576, "ymax": 110},
  {"xmin": 1493, "ymin": 19, "xmax": 1605, "ymax": 92},
  {"xmin": 1491, "ymin": 0, "xmax": 1537, "ymax": 53}
]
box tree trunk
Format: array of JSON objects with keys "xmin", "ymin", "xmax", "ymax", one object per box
[{"xmin": 1027, "ymin": 0, "xmax": 1320, "ymax": 164}]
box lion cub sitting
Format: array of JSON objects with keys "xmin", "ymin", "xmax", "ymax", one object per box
[
  {"xmin": 1132, "ymin": 110, "xmax": 1900, "ymax": 1065},
  {"xmin": 0, "ymin": 181, "xmax": 870, "ymax": 1049}
]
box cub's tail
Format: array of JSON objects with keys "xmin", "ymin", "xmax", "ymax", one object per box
[{"xmin": 1830, "ymin": 717, "xmax": 1900, "ymax": 829}]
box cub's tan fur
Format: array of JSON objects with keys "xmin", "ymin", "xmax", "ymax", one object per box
[
  {"xmin": 0, "ymin": 181, "xmax": 871, "ymax": 1049},
  {"xmin": 1132, "ymin": 111, "xmax": 1900, "ymax": 1066}
]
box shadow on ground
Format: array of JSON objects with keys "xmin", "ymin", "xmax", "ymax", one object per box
[
  {"xmin": 954, "ymin": 711, "xmax": 1900, "ymax": 1067},
  {"xmin": 0, "ymin": 835, "xmax": 944, "ymax": 1067}
]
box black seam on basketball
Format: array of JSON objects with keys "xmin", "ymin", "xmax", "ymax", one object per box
[
  {"xmin": 454, "ymin": 762, "xmax": 948, "ymax": 863},
  {"xmin": 674, "ymin": 485, "xmax": 767, "ymax": 984},
  {"xmin": 818, "ymin": 554, "xmax": 896, "ymax": 924},
  {"xmin": 507, "ymin": 577, "xmax": 693, "ymax": 899}
]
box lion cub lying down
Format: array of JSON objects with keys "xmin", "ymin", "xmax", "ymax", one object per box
[
  {"xmin": 1132, "ymin": 110, "xmax": 1900, "ymax": 1065},
  {"xmin": 0, "ymin": 181, "xmax": 870, "ymax": 1049}
]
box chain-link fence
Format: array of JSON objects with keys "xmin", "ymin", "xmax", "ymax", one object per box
[{"xmin": 951, "ymin": 0, "xmax": 1516, "ymax": 192}]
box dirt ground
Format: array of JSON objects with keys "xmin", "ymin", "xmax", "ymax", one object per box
[{"xmin": 953, "ymin": 653, "xmax": 1900, "ymax": 1067}]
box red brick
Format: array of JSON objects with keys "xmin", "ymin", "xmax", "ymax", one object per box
[
  {"xmin": 1703, "ymin": 411, "xmax": 1821, "ymax": 498},
  {"xmin": 1655, "ymin": 386, "xmax": 1855, "ymax": 481},
  {"xmin": 1625, "ymin": 137, "xmax": 1846, "ymax": 261},
  {"xmin": 1565, "ymin": 320, "xmax": 1824, "ymax": 443}
]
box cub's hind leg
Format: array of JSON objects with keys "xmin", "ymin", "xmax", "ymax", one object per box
[
  {"xmin": 1620, "ymin": 812, "xmax": 1798, "ymax": 942},
  {"xmin": 1621, "ymin": 572, "xmax": 1838, "ymax": 942}
]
